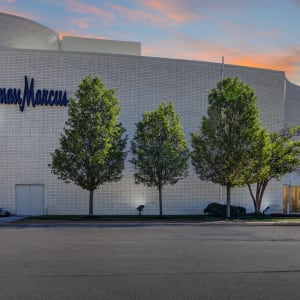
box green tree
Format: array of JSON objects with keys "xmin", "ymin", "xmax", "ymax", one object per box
[
  {"xmin": 130, "ymin": 102, "xmax": 190, "ymax": 216},
  {"xmin": 50, "ymin": 75, "xmax": 127, "ymax": 216},
  {"xmin": 191, "ymin": 77, "xmax": 265, "ymax": 218},
  {"xmin": 245, "ymin": 126, "xmax": 300, "ymax": 213}
]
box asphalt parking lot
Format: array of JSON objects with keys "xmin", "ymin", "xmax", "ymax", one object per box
[{"xmin": 1, "ymin": 225, "xmax": 300, "ymax": 299}]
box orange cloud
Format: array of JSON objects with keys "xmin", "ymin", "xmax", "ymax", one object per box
[
  {"xmin": 65, "ymin": 0, "xmax": 115, "ymax": 20},
  {"xmin": 229, "ymin": 52, "xmax": 299, "ymax": 74},
  {"xmin": 142, "ymin": 37, "xmax": 300, "ymax": 85},
  {"xmin": 219, "ymin": 48, "xmax": 300, "ymax": 84}
]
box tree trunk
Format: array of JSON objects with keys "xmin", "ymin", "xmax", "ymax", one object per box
[
  {"xmin": 255, "ymin": 200, "xmax": 260, "ymax": 214},
  {"xmin": 158, "ymin": 185, "xmax": 163, "ymax": 216},
  {"xmin": 254, "ymin": 182, "xmax": 262, "ymax": 214},
  {"xmin": 226, "ymin": 185, "xmax": 231, "ymax": 218},
  {"xmin": 257, "ymin": 180, "xmax": 269, "ymax": 214},
  {"xmin": 89, "ymin": 190, "xmax": 94, "ymax": 217},
  {"xmin": 247, "ymin": 180, "xmax": 270, "ymax": 214},
  {"xmin": 247, "ymin": 183, "xmax": 257, "ymax": 212}
]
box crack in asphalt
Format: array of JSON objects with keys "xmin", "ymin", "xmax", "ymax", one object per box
[{"xmin": 3, "ymin": 270, "xmax": 300, "ymax": 278}]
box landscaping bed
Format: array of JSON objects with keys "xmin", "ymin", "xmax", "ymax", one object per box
[{"xmin": 8, "ymin": 214, "xmax": 300, "ymax": 224}]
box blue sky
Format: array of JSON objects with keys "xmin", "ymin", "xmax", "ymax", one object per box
[{"xmin": 1, "ymin": 0, "xmax": 300, "ymax": 84}]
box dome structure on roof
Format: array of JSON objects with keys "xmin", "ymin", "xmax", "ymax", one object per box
[{"xmin": 0, "ymin": 13, "xmax": 60, "ymax": 50}]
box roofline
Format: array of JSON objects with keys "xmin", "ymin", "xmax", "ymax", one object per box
[
  {"xmin": 0, "ymin": 12, "xmax": 59, "ymax": 36},
  {"xmin": 0, "ymin": 46, "xmax": 288, "ymax": 76},
  {"xmin": 285, "ymin": 76, "xmax": 300, "ymax": 88}
]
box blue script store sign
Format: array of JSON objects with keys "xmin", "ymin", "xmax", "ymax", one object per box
[{"xmin": 0, "ymin": 76, "xmax": 68, "ymax": 111}]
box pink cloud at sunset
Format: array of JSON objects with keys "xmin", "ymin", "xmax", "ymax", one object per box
[
  {"xmin": 0, "ymin": 9, "xmax": 34, "ymax": 20},
  {"xmin": 0, "ymin": 0, "xmax": 15, "ymax": 3},
  {"xmin": 108, "ymin": 1, "xmax": 198, "ymax": 28},
  {"xmin": 109, "ymin": 3, "xmax": 167, "ymax": 27},
  {"xmin": 138, "ymin": 0, "xmax": 199, "ymax": 24},
  {"xmin": 64, "ymin": 0, "xmax": 199, "ymax": 28},
  {"xmin": 67, "ymin": 17, "xmax": 90, "ymax": 30},
  {"xmin": 65, "ymin": 0, "xmax": 115, "ymax": 20}
]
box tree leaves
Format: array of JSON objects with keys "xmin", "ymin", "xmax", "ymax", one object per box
[
  {"xmin": 130, "ymin": 102, "xmax": 190, "ymax": 188},
  {"xmin": 191, "ymin": 77, "xmax": 266, "ymax": 217},
  {"xmin": 50, "ymin": 75, "xmax": 127, "ymax": 192},
  {"xmin": 192, "ymin": 77, "xmax": 263, "ymax": 188}
]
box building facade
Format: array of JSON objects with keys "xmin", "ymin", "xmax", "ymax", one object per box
[{"xmin": 0, "ymin": 13, "xmax": 298, "ymax": 215}]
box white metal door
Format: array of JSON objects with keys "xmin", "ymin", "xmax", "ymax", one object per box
[{"xmin": 16, "ymin": 185, "xmax": 44, "ymax": 215}]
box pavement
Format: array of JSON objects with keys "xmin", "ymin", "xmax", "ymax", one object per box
[{"xmin": 1, "ymin": 225, "xmax": 300, "ymax": 299}]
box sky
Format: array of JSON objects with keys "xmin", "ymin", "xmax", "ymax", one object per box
[{"xmin": 1, "ymin": 0, "xmax": 300, "ymax": 84}]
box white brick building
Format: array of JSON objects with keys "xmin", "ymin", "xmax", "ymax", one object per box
[{"xmin": 0, "ymin": 13, "xmax": 298, "ymax": 215}]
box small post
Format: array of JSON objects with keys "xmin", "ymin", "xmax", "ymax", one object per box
[
  {"xmin": 221, "ymin": 56, "xmax": 225, "ymax": 80},
  {"xmin": 219, "ymin": 56, "xmax": 224, "ymax": 205},
  {"xmin": 287, "ymin": 181, "xmax": 291, "ymax": 215}
]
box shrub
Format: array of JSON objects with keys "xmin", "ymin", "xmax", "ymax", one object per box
[
  {"xmin": 4, "ymin": 211, "xmax": 11, "ymax": 217},
  {"xmin": 204, "ymin": 202, "xmax": 246, "ymax": 217}
]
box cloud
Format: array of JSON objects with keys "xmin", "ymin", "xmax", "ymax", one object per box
[
  {"xmin": 0, "ymin": 0, "xmax": 32, "ymax": 18},
  {"xmin": 137, "ymin": 0, "xmax": 199, "ymax": 24},
  {"xmin": 142, "ymin": 34, "xmax": 300, "ymax": 84},
  {"xmin": 248, "ymin": 30, "xmax": 281, "ymax": 38},
  {"xmin": 65, "ymin": 0, "xmax": 115, "ymax": 20},
  {"xmin": 0, "ymin": 0, "xmax": 15, "ymax": 3},
  {"xmin": 108, "ymin": 0, "xmax": 200, "ymax": 28},
  {"xmin": 67, "ymin": 17, "xmax": 90, "ymax": 29},
  {"xmin": 222, "ymin": 47, "xmax": 300, "ymax": 84},
  {"xmin": 109, "ymin": 3, "xmax": 168, "ymax": 27},
  {"xmin": 0, "ymin": 9, "xmax": 35, "ymax": 19},
  {"xmin": 64, "ymin": 1, "xmax": 200, "ymax": 29},
  {"xmin": 221, "ymin": 20, "xmax": 282, "ymax": 41}
]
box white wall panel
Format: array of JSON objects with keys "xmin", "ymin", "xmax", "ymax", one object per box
[{"xmin": 0, "ymin": 49, "xmax": 286, "ymax": 215}]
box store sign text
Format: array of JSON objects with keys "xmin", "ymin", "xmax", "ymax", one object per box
[{"xmin": 0, "ymin": 76, "xmax": 68, "ymax": 112}]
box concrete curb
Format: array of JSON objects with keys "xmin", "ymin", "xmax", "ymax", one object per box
[{"xmin": 2, "ymin": 220, "xmax": 300, "ymax": 228}]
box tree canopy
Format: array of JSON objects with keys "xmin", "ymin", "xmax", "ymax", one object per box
[
  {"xmin": 191, "ymin": 77, "xmax": 265, "ymax": 217},
  {"xmin": 50, "ymin": 75, "xmax": 127, "ymax": 216},
  {"xmin": 130, "ymin": 102, "xmax": 190, "ymax": 216},
  {"xmin": 245, "ymin": 126, "xmax": 300, "ymax": 213}
]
